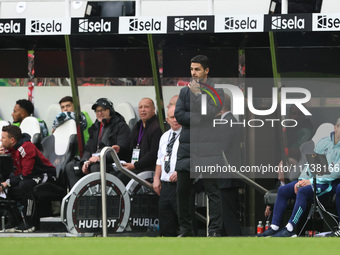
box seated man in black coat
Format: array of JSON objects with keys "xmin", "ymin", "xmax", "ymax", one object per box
[
  {"xmin": 66, "ymin": 98, "xmax": 131, "ymax": 188},
  {"xmin": 120, "ymin": 98, "xmax": 162, "ymax": 185}
]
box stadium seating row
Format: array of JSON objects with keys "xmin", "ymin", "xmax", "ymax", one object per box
[{"xmin": 0, "ymin": 86, "xmax": 182, "ymax": 134}]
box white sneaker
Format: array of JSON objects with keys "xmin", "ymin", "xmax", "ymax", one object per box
[{"xmin": 13, "ymin": 224, "xmax": 35, "ymax": 233}]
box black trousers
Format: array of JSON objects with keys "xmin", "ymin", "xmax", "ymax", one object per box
[
  {"xmin": 7, "ymin": 176, "xmax": 44, "ymax": 227},
  {"xmin": 203, "ymin": 178, "xmax": 223, "ymax": 235},
  {"xmin": 220, "ymin": 188, "xmax": 241, "ymax": 236},
  {"xmin": 158, "ymin": 181, "xmax": 178, "ymax": 237},
  {"xmin": 177, "ymin": 171, "xmax": 222, "ymax": 235},
  {"xmin": 177, "ymin": 171, "xmax": 194, "ymax": 234}
]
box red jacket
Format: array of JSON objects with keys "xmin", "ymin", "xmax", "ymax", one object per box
[{"xmin": 8, "ymin": 133, "xmax": 56, "ymax": 186}]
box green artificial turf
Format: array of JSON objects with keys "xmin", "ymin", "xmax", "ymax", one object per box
[{"xmin": 1, "ymin": 237, "xmax": 340, "ymax": 255}]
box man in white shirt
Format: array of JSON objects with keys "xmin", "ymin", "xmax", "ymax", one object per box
[{"xmin": 153, "ymin": 105, "xmax": 182, "ymax": 236}]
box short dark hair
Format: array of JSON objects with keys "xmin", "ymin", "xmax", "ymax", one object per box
[
  {"xmin": 191, "ymin": 55, "xmax": 210, "ymax": 70},
  {"xmin": 16, "ymin": 99, "xmax": 34, "ymax": 115},
  {"xmin": 2, "ymin": 125, "xmax": 22, "ymax": 142},
  {"xmin": 59, "ymin": 96, "xmax": 73, "ymax": 105}
]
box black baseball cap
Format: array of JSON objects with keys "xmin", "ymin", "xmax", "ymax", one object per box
[{"xmin": 92, "ymin": 98, "xmax": 114, "ymax": 111}]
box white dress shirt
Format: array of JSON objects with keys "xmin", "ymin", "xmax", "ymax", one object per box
[
  {"xmin": 221, "ymin": 111, "xmax": 231, "ymax": 120},
  {"xmin": 156, "ymin": 127, "xmax": 181, "ymax": 182}
]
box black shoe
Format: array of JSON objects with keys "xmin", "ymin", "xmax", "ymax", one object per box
[
  {"xmin": 257, "ymin": 227, "xmax": 279, "ymax": 237},
  {"xmin": 177, "ymin": 230, "xmax": 193, "ymax": 237},
  {"xmin": 271, "ymin": 227, "xmax": 297, "ymax": 238},
  {"xmin": 208, "ymin": 232, "xmax": 221, "ymax": 237}
]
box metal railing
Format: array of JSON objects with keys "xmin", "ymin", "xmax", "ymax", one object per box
[
  {"xmin": 99, "ymin": 146, "xmax": 153, "ymax": 237},
  {"xmin": 222, "ymin": 151, "xmax": 268, "ymax": 195},
  {"xmin": 98, "ymin": 148, "xmax": 268, "ymax": 237}
]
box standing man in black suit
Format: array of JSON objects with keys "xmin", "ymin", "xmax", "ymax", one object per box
[{"xmin": 217, "ymin": 93, "xmax": 243, "ymax": 236}]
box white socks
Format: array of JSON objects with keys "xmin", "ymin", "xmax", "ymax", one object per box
[
  {"xmin": 286, "ymin": 223, "xmax": 294, "ymax": 232},
  {"xmin": 271, "ymin": 224, "xmax": 279, "ymax": 231},
  {"xmin": 269, "ymin": 223, "xmax": 293, "ymax": 232}
]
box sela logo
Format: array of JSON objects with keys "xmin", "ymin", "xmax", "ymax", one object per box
[
  {"xmin": 78, "ymin": 19, "xmax": 111, "ymax": 33},
  {"xmin": 317, "ymin": 15, "xmax": 340, "ymax": 29},
  {"xmin": 174, "ymin": 17, "xmax": 207, "ymax": 31},
  {"xmin": 119, "ymin": 16, "xmax": 165, "ymax": 34},
  {"xmin": 225, "ymin": 17, "xmax": 257, "ymax": 30},
  {"xmin": 31, "ymin": 20, "xmax": 62, "ymax": 33},
  {"xmin": 271, "ymin": 16, "xmax": 305, "ymax": 30},
  {"xmin": 129, "ymin": 18, "xmax": 161, "ymax": 32},
  {"xmin": 0, "ymin": 20, "xmax": 21, "ymax": 34}
]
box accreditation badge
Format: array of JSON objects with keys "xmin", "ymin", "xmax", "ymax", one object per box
[{"xmin": 131, "ymin": 148, "xmax": 140, "ymax": 164}]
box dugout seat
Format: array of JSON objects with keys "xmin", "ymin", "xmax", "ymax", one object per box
[
  {"xmin": 0, "ymin": 120, "xmax": 10, "ymax": 136},
  {"xmin": 19, "ymin": 116, "xmax": 42, "ymax": 150},
  {"xmin": 33, "ymin": 119, "xmax": 78, "ymax": 216},
  {"xmin": 116, "ymin": 102, "xmax": 138, "ymax": 131}
]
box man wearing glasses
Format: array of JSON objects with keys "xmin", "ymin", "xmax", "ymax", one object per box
[{"xmin": 66, "ymin": 98, "xmax": 131, "ymax": 188}]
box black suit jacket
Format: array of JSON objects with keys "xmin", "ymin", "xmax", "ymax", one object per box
[{"xmin": 218, "ymin": 112, "xmax": 243, "ymax": 189}]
